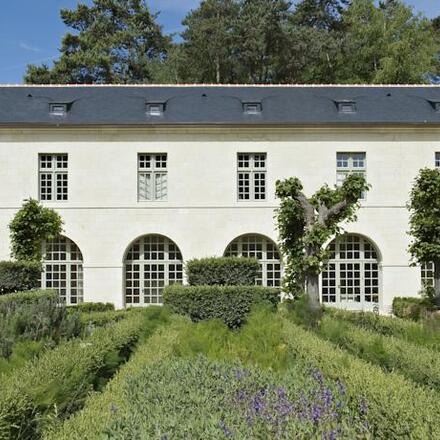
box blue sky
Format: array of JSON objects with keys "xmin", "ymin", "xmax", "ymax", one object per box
[{"xmin": 0, "ymin": 0, "xmax": 438, "ymax": 84}]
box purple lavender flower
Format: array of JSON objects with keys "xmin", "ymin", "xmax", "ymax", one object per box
[
  {"xmin": 219, "ymin": 418, "xmax": 233, "ymax": 438},
  {"xmin": 359, "ymin": 399, "xmax": 368, "ymax": 416},
  {"xmin": 312, "ymin": 405, "xmax": 323, "ymax": 424},
  {"xmin": 234, "ymin": 369, "xmax": 248, "ymax": 381},
  {"xmin": 313, "ymin": 369, "xmax": 324, "ymax": 386},
  {"xmin": 336, "ymin": 379, "xmax": 346, "ymax": 396},
  {"xmin": 321, "ymin": 387, "xmax": 333, "ymax": 407}
]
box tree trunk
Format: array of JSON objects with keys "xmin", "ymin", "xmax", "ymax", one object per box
[
  {"xmin": 434, "ymin": 260, "xmax": 440, "ymax": 305},
  {"xmin": 305, "ymin": 272, "xmax": 321, "ymax": 312}
]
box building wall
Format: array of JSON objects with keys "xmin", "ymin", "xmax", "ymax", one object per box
[{"xmin": 0, "ymin": 126, "xmax": 437, "ymax": 310}]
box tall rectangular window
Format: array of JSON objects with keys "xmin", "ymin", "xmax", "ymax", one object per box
[
  {"xmin": 237, "ymin": 153, "xmax": 267, "ymax": 201},
  {"xmin": 39, "ymin": 154, "xmax": 68, "ymax": 201},
  {"xmin": 336, "ymin": 152, "xmax": 366, "ymax": 197},
  {"xmin": 436, "ymin": 152, "xmax": 440, "ymax": 168},
  {"xmin": 138, "ymin": 154, "xmax": 168, "ymax": 201}
]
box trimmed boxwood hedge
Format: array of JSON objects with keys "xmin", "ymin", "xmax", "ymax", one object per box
[
  {"xmin": 163, "ymin": 284, "xmax": 280, "ymax": 328},
  {"xmin": 186, "ymin": 256, "xmax": 260, "ymax": 286},
  {"xmin": 68, "ymin": 302, "xmax": 115, "ymax": 313},
  {"xmin": 0, "ymin": 261, "xmax": 42, "ymax": 295}
]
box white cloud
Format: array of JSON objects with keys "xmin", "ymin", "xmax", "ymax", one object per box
[{"xmin": 19, "ymin": 43, "xmax": 43, "ymax": 53}]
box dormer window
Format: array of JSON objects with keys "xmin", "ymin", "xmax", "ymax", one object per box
[
  {"xmin": 428, "ymin": 100, "xmax": 440, "ymax": 112},
  {"xmin": 146, "ymin": 102, "xmax": 165, "ymax": 116},
  {"xmin": 50, "ymin": 103, "xmax": 67, "ymax": 116},
  {"xmin": 243, "ymin": 102, "xmax": 262, "ymax": 114},
  {"xmin": 336, "ymin": 100, "xmax": 356, "ymax": 114}
]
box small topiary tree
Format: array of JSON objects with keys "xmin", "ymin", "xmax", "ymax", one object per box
[
  {"xmin": 186, "ymin": 257, "xmax": 260, "ymax": 286},
  {"xmin": 408, "ymin": 168, "xmax": 440, "ymax": 302},
  {"xmin": 275, "ymin": 174, "xmax": 369, "ymax": 312},
  {"xmin": 9, "ymin": 198, "xmax": 63, "ymax": 262}
]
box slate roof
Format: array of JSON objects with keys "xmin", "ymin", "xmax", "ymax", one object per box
[{"xmin": 1, "ymin": 84, "xmax": 440, "ymax": 127}]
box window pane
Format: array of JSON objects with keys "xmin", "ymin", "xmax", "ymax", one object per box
[
  {"xmin": 237, "ymin": 153, "xmax": 267, "ymax": 201},
  {"xmin": 39, "ymin": 154, "xmax": 68, "ymax": 201},
  {"xmin": 436, "ymin": 152, "xmax": 440, "ymax": 168},
  {"xmin": 138, "ymin": 154, "xmax": 167, "ymax": 201}
]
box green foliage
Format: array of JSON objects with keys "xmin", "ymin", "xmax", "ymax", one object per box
[
  {"xmin": 275, "ymin": 173, "xmax": 369, "ymax": 295},
  {"xmin": 101, "ymin": 357, "xmax": 370, "ymax": 439},
  {"xmin": 392, "ymin": 296, "xmax": 434, "ymax": 320},
  {"xmin": 408, "ymin": 168, "xmax": 440, "ymax": 297},
  {"xmin": 0, "ymin": 290, "xmax": 81, "ymax": 359},
  {"xmin": 340, "ymin": 0, "xmax": 437, "ymax": 84},
  {"xmin": 315, "ymin": 315, "xmax": 440, "ymax": 390},
  {"xmin": 79, "ymin": 310, "xmax": 129, "ymax": 329},
  {"xmin": 0, "ymin": 261, "xmax": 42, "ymax": 294},
  {"xmin": 68, "ymin": 302, "xmax": 114, "ymax": 313},
  {"xmin": 25, "ymin": 0, "xmax": 170, "ymax": 84},
  {"xmin": 23, "ymin": 0, "xmax": 440, "ymax": 85},
  {"xmin": 0, "ymin": 340, "xmax": 46, "ymax": 376},
  {"xmin": 186, "ymin": 256, "xmax": 260, "ymax": 286},
  {"xmin": 0, "ymin": 307, "xmax": 170, "ymax": 439},
  {"xmin": 163, "ymin": 284, "xmax": 280, "ymax": 328},
  {"xmin": 325, "ymin": 307, "xmax": 440, "ymax": 350},
  {"xmin": 50, "ymin": 308, "xmax": 440, "ymax": 439},
  {"xmin": 44, "ymin": 316, "xmax": 189, "ymax": 440},
  {"xmin": 47, "ymin": 313, "xmax": 370, "ymax": 439},
  {"xmin": 282, "ymin": 316, "xmax": 440, "ymax": 439},
  {"xmin": 9, "ymin": 199, "xmax": 63, "ymax": 262}
]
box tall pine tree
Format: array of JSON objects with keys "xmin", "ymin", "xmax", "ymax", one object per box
[{"xmin": 25, "ymin": 0, "xmax": 170, "ymax": 84}]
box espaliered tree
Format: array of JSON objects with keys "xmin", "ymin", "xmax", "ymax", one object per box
[
  {"xmin": 408, "ymin": 168, "xmax": 440, "ymax": 302},
  {"xmin": 276, "ymin": 174, "xmax": 369, "ymax": 312}
]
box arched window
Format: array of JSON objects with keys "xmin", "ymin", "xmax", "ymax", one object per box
[
  {"xmin": 224, "ymin": 234, "xmax": 282, "ymax": 287},
  {"xmin": 322, "ymin": 234, "xmax": 380, "ymax": 306},
  {"xmin": 42, "ymin": 236, "xmax": 84, "ymax": 305},
  {"xmin": 124, "ymin": 235, "xmax": 183, "ymax": 306},
  {"xmin": 421, "ymin": 262, "xmax": 435, "ymax": 288}
]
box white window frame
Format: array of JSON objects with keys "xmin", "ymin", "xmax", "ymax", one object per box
[
  {"xmin": 336, "ymin": 152, "xmax": 367, "ymax": 199},
  {"xmin": 138, "ymin": 154, "xmax": 168, "ymax": 201},
  {"xmin": 321, "ymin": 235, "xmax": 380, "ymax": 309},
  {"xmin": 237, "ymin": 153, "xmax": 267, "ymax": 201},
  {"xmin": 124, "ymin": 235, "xmax": 183, "ymax": 306},
  {"xmin": 41, "ymin": 236, "xmax": 84, "ymax": 305},
  {"xmin": 421, "ymin": 262, "xmax": 435, "ymax": 288},
  {"xmin": 435, "ymin": 152, "xmax": 440, "ymax": 169},
  {"xmin": 39, "ymin": 154, "xmax": 68, "ymax": 202}
]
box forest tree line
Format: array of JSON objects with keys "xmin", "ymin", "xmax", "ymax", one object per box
[{"xmin": 25, "ymin": 0, "xmax": 440, "ymax": 85}]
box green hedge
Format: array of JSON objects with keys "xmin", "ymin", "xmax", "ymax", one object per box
[
  {"xmin": 45, "ymin": 317, "xmax": 369, "ymax": 440},
  {"xmin": 186, "ymin": 257, "xmax": 260, "ymax": 286},
  {"xmin": 392, "ymin": 296, "xmax": 434, "ymax": 320},
  {"xmin": 163, "ymin": 284, "xmax": 280, "ymax": 328},
  {"xmin": 0, "ymin": 307, "xmax": 170, "ymax": 440},
  {"xmin": 0, "ymin": 261, "xmax": 42, "ymax": 295},
  {"xmin": 0, "ymin": 290, "xmax": 81, "ymax": 359},
  {"xmin": 68, "ymin": 302, "xmax": 114, "ymax": 313},
  {"xmin": 44, "ymin": 316, "xmax": 191, "ymax": 440},
  {"xmin": 325, "ymin": 308, "xmax": 440, "ymax": 351},
  {"xmin": 282, "ymin": 317, "xmax": 440, "ymax": 439},
  {"xmin": 317, "ymin": 315, "xmax": 440, "ymax": 390},
  {"xmin": 0, "ymin": 289, "xmax": 56, "ymax": 308}
]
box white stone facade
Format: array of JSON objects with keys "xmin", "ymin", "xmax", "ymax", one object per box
[{"xmin": 0, "ymin": 125, "xmax": 437, "ymax": 311}]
